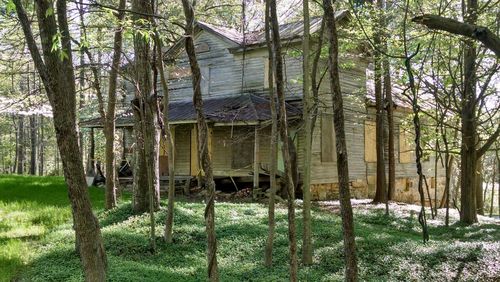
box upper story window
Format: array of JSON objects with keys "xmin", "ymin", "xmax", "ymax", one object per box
[{"xmin": 195, "ymin": 42, "xmax": 210, "ymax": 53}]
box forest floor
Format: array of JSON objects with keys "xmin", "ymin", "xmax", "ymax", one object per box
[{"xmin": 0, "ymin": 175, "xmax": 499, "ymax": 281}]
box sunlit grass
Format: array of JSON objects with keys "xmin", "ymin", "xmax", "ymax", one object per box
[
  {"xmin": 0, "ymin": 175, "xmax": 108, "ymax": 281},
  {"xmin": 1, "ymin": 175, "xmax": 499, "ymax": 281}
]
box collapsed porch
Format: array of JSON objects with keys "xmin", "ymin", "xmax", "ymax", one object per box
[{"xmin": 80, "ymin": 93, "xmax": 302, "ymax": 195}]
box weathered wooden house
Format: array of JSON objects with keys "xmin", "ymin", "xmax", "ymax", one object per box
[{"xmin": 82, "ymin": 11, "xmax": 444, "ymax": 204}]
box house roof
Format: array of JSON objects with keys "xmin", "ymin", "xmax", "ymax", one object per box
[
  {"xmin": 80, "ymin": 94, "xmax": 301, "ymax": 128},
  {"xmin": 242, "ymin": 12, "xmax": 349, "ymax": 46},
  {"xmin": 165, "ymin": 10, "xmax": 350, "ymax": 58}
]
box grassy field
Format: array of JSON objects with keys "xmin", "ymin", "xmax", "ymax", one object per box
[{"xmin": 0, "ymin": 175, "xmax": 499, "ymax": 281}]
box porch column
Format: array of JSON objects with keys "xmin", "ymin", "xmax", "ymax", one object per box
[{"xmin": 253, "ymin": 124, "xmax": 260, "ymax": 199}]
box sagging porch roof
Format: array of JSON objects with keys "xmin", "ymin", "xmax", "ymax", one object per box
[{"xmin": 80, "ymin": 94, "xmax": 301, "ymax": 128}]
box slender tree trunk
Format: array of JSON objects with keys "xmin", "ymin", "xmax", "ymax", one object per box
[
  {"xmin": 14, "ymin": 0, "xmax": 107, "ymax": 279},
  {"xmin": 301, "ymin": 0, "xmax": 313, "ymax": 265},
  {"xmin": 497, "ymin": 151, "xmax": 500, "ymax": 217},
  {"xmin": 264, "ymin": 0, "xmax": 277, "ymax": 266},
  {"xmin": 181, "ymin": 0, "xmax": 219, "ymax": 279},
  {"xmin": 87, "ymin": 128, "xmax": 96, "ymax": 176},
  {"xmin": 39, "ymin": 115, "xmax": 44, "ymax": 175},
  {"xmin": 384, "ymin": 59, "xmax": 395, "ymax": 201},
  {"xmin": 475, "ymin": 157, "xmax": 484, "ymax": 215},
  {"xmin": 17, "ymin": 115, "xmax": 25, "ymax": 175},
  {"xmin": 104, "ymin": 0, "xmax": 126, "ymax": 210},
  {"xmin": 403, "ymin": 33, "xmax": 429, "ymax": 241},
  {"xmin": 488, "ymin": 157, "xmax": 495, "ymax": 217},
  {"xmin": 323, "ymin": 0, "xmax": 358, "ymax": 280},
  {"xmin": 154, "ymin": 30, "xmax": 176, "ymax": 244},
  {"xmin": 12, "ymin": 115, "xmax": 18, "ymax": 173},
  {"xmin": 373, "ymin": 0, "xmax": 387, "ymax": 208},
  {"xmin": 30, "ymin": 115, "xmax": 37, "ymax": 175},
  {"xmin": 269, "ymin": 0, "xmax": 298, "ymax": 279}
]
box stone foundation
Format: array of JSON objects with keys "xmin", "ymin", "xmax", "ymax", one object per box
[{"xmin": 311, "ymin": 176, "xmax": 445, "ymax": 206}]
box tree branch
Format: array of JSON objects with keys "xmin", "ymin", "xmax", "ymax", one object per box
[
  {"xmin": 412, "ymin": 14, "xmax": 500, "ymax": 58},
  {"xmin": 13, "ymin": 0, "xmax": 51, "ymax": 95},
  {"xmin": 477, "ymin": 123, "xmax": 500, "ymax": 157}
]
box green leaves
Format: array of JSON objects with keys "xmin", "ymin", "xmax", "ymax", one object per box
[
  {"xmin": 5, "ymin": 0, "xmax": 15, "ymax": 14},
  {"xmin": 45, "ymin": 7, "xmax": 53, "ymax": 18},
  {"xmin": 50, "ymin": 33, "xmax": 68, "ymax": 61}
]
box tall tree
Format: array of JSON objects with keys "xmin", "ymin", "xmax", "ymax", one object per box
[
  {"xmin": 181, "ymin": 0, "xmax": 219, "ymax": 280},
  {"xmin": 103, "ymin": 0, "xmax": 127, "ymax": 209},
  {"xmin": 131, "ymin": 0, "xmax": 160, "ymax": 213},
  {"xmin": 14, "ymin": 0, "xmax": 107, "ymax": 280},
  {"xmin": 269, "ymin": 0, "xmax": 298, "ymax": 279},
  {"xmin": 413, "ymin": 0, "xmax": 500, "ymax": 225},
  {"xmin": 372, "ymin": 0, "xmax": 387, "ymax": 206},
  {"xmin": 84, "ymin": 0, "xmax": 127, "ymax": 210},
  {"xmin": 301, "ymin": 0, "xmax": 313, "ymax": 265},
  {"xmin": 323, "ymin": 0, "xmax": 358, "ymax": 280},
  {"xmin": 264, "ymin": 0, "xmax": 278, "ymax": 267},
  {"xmin": 153, "ymin": 24, "xmax": 176, "ymax": 244},
  {"xmin": 459, "ymin": 0, "xmax": 480, "ymax": 224}
]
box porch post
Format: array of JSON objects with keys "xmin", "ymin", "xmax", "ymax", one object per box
[{"xmin": 253, "ymin": 124, "xmax": 260, "ymax": 199}]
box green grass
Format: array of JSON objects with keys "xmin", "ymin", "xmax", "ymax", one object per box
[
  {"xmin": 0, "ymin": 175, "xmax": 107, "ymax": 281},
  {"xmin": 1, "ymin": 175, "xmax": 499, "ymax": 281}
]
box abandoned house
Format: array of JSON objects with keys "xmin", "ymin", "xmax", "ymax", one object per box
[{"xmin": 81, "ymin": 11, "xmax": 445, "ymax": 204}]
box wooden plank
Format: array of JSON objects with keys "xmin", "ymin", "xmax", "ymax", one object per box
[
  {"xmin": 174, "ymin": 126, "xmax": 190, "ymax": 175},
  {"xmin": 364, "ymin": 120, "xmax": 377, "ymax": 162},
  {"xmin": 399, "ymin": 126, "xmax": 412, "ymax": 163},
  {"xmin": 321, "ymin": 113, "xmax": 336, "ymax": 162}
]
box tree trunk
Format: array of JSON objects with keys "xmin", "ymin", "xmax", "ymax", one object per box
[
  {"xmin": 373, "ymin": 0, "xmax": 387, "ymax": 207},
  {"xmin": 103, "ymin": 0, "xmax": 126, "ymax": 210},
  {"xmin": 460, "ymin": 0, "xmax": 479, "ymax": 224},
  {"xmin": 269, "ymin": 0, "xmax": 298, "ymax": 279},
  {"xmin": 384, "ymin": 59, "xmax": 395, "ymax": 201},
  {"xmin": 86, "ymin": 128, "xmax": 96, "ymax": 176},
  {"xmin": 181, "ymin": 0, "xmax": 219, "ymax": 280},
  {"xmin": 13, "ymin": 115, "xmax": 18, "ymax": 173},
  {"xmin": 14, "ymin": 0, "xmax": 107, "ymax": 279},
  {"xmin": 39, "ymin": 115, "xmax": 45, "ymax": 176},
  {"xmin": 301, "ymin": 0, "xmax": 313, "ymax": 265},
  {"xmin": 17, "ymin": 115, "xmax": 25, "ymax": 175},
  {"xmin": 131, "ymin": 0, "xmax": 160, "ymax": 213},
  {"xmin": 489, "ymin": 157, "xmax": 495, "ymax": 217},
  {"xmin": 264, "ymin": 0, "xmax": 277, "ymax": 266},
  {"xmin": 154, "ymin": 30, "xmax": 176, "ymax": 244},
  {"xmin": 30, "ymin": 115, "xmax": 37, "ymax": 175},
  {"xmin": 323, "ymin": 0, "xmax": 358, "ymax": 280},
  {"xmin": 475, "ymin": 157, "xmax": 483, "ymax": 215}
]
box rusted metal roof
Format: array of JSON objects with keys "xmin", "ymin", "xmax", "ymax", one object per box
[{"xmin": 80, "ymin": 94, "xmax": 301, "ymax": 128}]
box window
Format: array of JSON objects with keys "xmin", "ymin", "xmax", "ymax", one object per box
[
  {"xmin": 399, "ymin": 126, "xmax": 413, "ymax": 163},
  {"xmin": 321, "ymin": 113, "xmax": 336, "ymax": 163},
  {"xmin": 231, "ymin": 129, "xmax": 254, "ymax": 169},
  {"xmin": 364, "ymin": 120, "xmax": 377, "ymax": 162}
]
